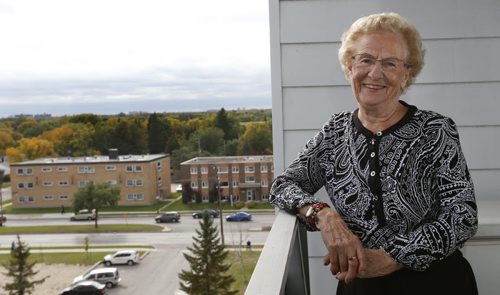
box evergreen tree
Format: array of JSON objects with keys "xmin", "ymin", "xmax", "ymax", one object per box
[
  {"xmin": 147, "ymin": 113, "xmax": 168, "ymax": 154},
  {"xmin": 2, "ymin": 235, "xmax": 47, "ymax": 295},
  {"xmin": 178, "ymin": 213, "xmax": 236, "ymax": 295}
]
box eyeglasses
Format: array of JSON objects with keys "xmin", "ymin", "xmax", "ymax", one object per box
[{"xmin": 351, "ymin": 54, "xmax": 408, "ymax": 73}]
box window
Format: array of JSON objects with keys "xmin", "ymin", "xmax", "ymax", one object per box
[
  {"xmin": 126, "ymin": 179, "xmax": 143, "ymax": 187},
  {"xmin": 202, "ymin": 181, "xmax": 209, "ymax": 188},
  {"xmin": 105, "ymin": 165, "xmax": 116, "ymax": 171},
  {"xmin": 217, "ymin": 167, "xmax": 228, "ymax": 174},
  {"xmin": 245, "ymin": 166, "xmax": 255, "ymax": 173},
  {"xmin": 201, "ymin": 167, "xmax": 208, "ymax": 174},
  {"xmin": 17, "ymin": 182, "xmax": 34, "ymax": 189},
  {"xmin": 78, "ymin": 166, "xmax": 95, "ymax": 174},
  {"xmin": 260, "ymin": 165, "xmax": 268, "ymax": 173},
  {"xmin": 43, "ymin": 195, "xmax": 54, "ymax": 201},
  {"xmin": 19, "ymin": 196, "xmax": 35, "ymax": 203},
  {"xmin": 232, "ymin": 166, "xmax": 239, "ymax": 173},
  {"xmin": 232, "ymin": 181, "xmax": 239, "ymax": 187},
  {"xmin": 220, "ymin": 181, "xmax": 229, "ymax": 188},
  {"xmin": 127, "ymin": 193, "xmax": 144, "ymax": 200},
  {"xmin": 261, "ymin": 179, "xmax": 269, "ymax": 187},
  {"xmin": 41, "ymin": 167, "xmax": 52, "ymax": 172},
  {"xmin": 42, "ymin": 181, "xmax": 53, "ymax": 187},
  {"xmin": 57, "ymin": 166, "xmax": 68, "ymax": 172},
  {"xmin": 191, "ymin": 181, "xmax": 198, "ymax": 189},
  {"xmin": 245, "ymin": 176, "xmax": 255, "ymax": 183},
  {"xmin": 59, "ymin": 181, "xmax": 69, "ymax": 186},
  {"xmin": 79, "ymin": 181, "xmax": 89, "ymax": 188},
  {"xmin": 107, "ymin": 180, "xmax": 118, "ymax": 185},
  {"xmin": 59, "ymin": 195, "xmax": 69, "ymax": 200},
  {"xmin": 190, "ymin": 167, "xmax": 198, "ymax": 174},
  {"xmin": 16, "ymin": 168, "xmax": 33, "ymax": 175},
  {"xmin": 124, "ymin": 165, "xmax": 143, "ymax": 172}
]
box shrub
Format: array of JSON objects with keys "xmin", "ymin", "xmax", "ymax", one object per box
[
  {"xmin": 246, "ymin": 201, "xmax": 256, "ymax": 209},
  {"xmin": 234, "ymin": 201, "xmax": 245, "ymax": 209}
]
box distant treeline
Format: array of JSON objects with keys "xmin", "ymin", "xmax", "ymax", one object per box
[{"xmin": 0, "ymin": 108, "xmax": 272, "ymax": 169}]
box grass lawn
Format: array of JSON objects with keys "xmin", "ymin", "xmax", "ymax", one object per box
[
  {"xmin": 227, "ymin": 250, "xmax": 261, "ymax": 294},
  {"xmin": 0, "ymin": 224, "xmax": 163, "ymax": 235}
]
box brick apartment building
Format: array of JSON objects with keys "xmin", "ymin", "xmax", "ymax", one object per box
[
  {"xmin": 180, "ymin": 155, "xmax": 274, "ymax": 203},
  {"xmin": 9, "ymin": 150, "xmax": 171, "ymax": 209}
]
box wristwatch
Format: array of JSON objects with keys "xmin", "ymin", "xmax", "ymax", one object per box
[{"xmin": 304, "ymin": 202, "xmax": 330, "ymax": 229}]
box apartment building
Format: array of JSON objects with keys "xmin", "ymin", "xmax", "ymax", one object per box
[
  {"xmin": 10, "ymin": 150, "xmax": 171, "ymax": 209},
  {"xmin": 180, "ymin": 156, "xmax": 273, "ymax": 203}
]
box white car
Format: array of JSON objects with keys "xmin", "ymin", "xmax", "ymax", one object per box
[
  {"xmin": 103, "ymin": 250, "xmax": 139, "ymax": 266},
  {"xmin": 70, "ymin": 209, "xmax": 96, "ymax": 221},
  {"xmin": 175, "ymin": 184, "xmax": 182, "ymax": 192},
  {"xmin": 73, "ymin": 267, "xmax": 121, "ymax": 288}
]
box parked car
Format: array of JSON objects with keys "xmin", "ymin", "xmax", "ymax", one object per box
[
  {"xmin": 192, "ymin": 209, "xmax": 219, "ymax": 219},
  {"xmin": 103, "ymin": 250, "xmax": 139, "ymax": 266},
  {"xmin": 73, "ymin": 267, "xmax": 120, "ymax": 288},
  {"xmin": 59, "ymin": 280, "xmax": 106, "ymax": 295},
  {"xmin": 225, "ymin": 211, "xmax": 252, "ymax": 222},
  {"xmin": 175, "ymin": 184, "xmax": 182, "ymax": 192},
  {"xmin": 155, "ymin": 211, "xmax": 181, "ymax": 223},
  {"xmin": 70, "ymin": 209, "xmax": 96, "ymax": 221}
]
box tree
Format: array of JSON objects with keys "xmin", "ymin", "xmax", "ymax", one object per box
[
  {"xmin": 215, "ymin": 108, "xmax": 241, "ymax": 141},
  {"xmin": 178, "ymin": 212, "xmax": 237, "ymax": 295},
  {"xmin": 238, "ymin": 122, "xmax": 273, "ymax": 155},
  {"xmin": 147, "ymin": 113, "xmax": 169, "ymax": 154},
  {"xmin": 0, "ymin": 130, "xmax": 14, "ymax": 156},
  {"xmin": 198, "ymin": 127, "xmax": 225, "ymax": 154},
  {"xmin": 182, "ymin": 182, "xmax": 193, "ymax": 204},
  {"xmin": 19, "ymin": 137, "xmax": 56, "ymax": 160},
  {"xmin": 73, "ymin": 182, "xmax": 120, "ymax": 228},
  {"xmin": 5, "ymin": 147, "xmax": 23, "ymax": 163},
  {"xmin": 2, "ymin": 235, "xmax": 47, "ymax": 295}
]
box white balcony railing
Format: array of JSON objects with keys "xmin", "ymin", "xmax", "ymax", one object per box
[{"xmin": 245, "ymin": 210, "xmax": 310, "ymax": 295}]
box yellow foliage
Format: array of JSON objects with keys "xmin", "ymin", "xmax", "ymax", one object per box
[
  {"xmin": 19, "ymin": 137, "xmax": 56, "ymax": 160},
  {"xmin": 5, "ymin": 147, "xmax": 23, "ymax": 163}
]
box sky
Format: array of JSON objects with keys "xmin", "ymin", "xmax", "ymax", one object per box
[{"xmin": 0, "ymin": 0, "xmax": 271, "ymax": 118}]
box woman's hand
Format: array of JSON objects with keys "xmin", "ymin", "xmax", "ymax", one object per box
[
  {"xmin": 316, "ymin": 208, "xmax": 366, "ymax": 283},
  {"xmin": 333, "ymin": 248, "xmax": 402, "ymax": 281}
]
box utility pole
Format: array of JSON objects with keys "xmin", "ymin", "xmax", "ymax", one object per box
[
  {"xmin": 214, "ymin": 166, "xmax": 225, "ymax": 246},
  {"xmin": 0, "ymin": 170, "xmax": 4, "ymax": 225}
]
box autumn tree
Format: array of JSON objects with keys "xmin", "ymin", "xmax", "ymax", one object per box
[
  {"xmin": 19, "ymin": 137, "xmax": 56, "ymax": 160},
  {"xmin": 0, "ymin": 130, "xmax": 14, "ymax": 156},
  {"xmin": 110, "ymin": 118, "xmax": 148, "ymax": 154},
  {"xmin": 73, "ymin": 182, "xmax": 120, "ymax": 228},
  {"xmin": 5, "ymin": 147, "xmax": 23, "ymax": 163},
  {"xmin": 2, "ymin": 235, "xmax": 47, "ymax": 295},
  {"xmin": 178, "ymin": 212, "xmax": 237, "ymax": 295},
  {"xmin": 238, "ymin": 122, "xmax": 273, "ymax": 155}
]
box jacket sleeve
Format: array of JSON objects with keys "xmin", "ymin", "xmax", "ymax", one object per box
[
  {"xmin": 269, "ymin": 124, "xmax": 329, "ymax": 224},
  {"xmin": 385, "ymin": 118, "xmax": 478, "ymax": 271}
]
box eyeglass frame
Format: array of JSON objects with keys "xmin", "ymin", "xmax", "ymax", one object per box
[{"xmin": 351, "ymin": 53, "xmax": 410, "ymax": 73}]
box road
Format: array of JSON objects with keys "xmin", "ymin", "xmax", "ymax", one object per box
[{"xmin": 0, "ymin": 213, "xmax": 275, "ymax": 294}]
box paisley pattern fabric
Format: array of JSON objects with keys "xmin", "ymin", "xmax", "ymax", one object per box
[{"xmin": 269, "ymin": 101, "xmax": 478, "ymax": 271}]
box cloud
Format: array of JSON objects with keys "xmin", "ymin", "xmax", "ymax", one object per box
[{"xmin": 0, "ymin": 0, "xmax": 271, "ymax": 117}]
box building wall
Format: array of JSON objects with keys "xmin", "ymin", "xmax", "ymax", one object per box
[
  {"xmin": 270, "ymin": 0, "xmax": 500, "ymax": 293},
  {"xmin": 183, "ymin": 158, "xmax": 274, "ymax": 203},
  {"xmin": 10, "ymin": 156, "xmax": 171, "ymax": 208}
]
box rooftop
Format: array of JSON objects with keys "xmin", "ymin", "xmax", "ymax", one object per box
[
  {"xmin": 10, "ymin": 153, "xmax": 169, "ymax": 166},
  {"xmin": 180, "ymin": 155, "xmax": 273, "ymax": 165}
]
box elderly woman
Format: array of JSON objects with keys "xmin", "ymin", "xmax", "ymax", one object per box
[{"xmin": 270, "ymin": 12, "xmax": 478, "ymax": 295}]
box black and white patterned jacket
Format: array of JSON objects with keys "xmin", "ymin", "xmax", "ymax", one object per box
[{"xmin": 269, "ymin": 101, "xmax": 478, "ymax": 271}]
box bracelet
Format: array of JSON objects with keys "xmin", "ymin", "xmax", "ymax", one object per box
[{"xmin": 304, "ymin": 202, "xmax": 330, "ymax": 230}]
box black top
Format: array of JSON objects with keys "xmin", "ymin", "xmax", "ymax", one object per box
[{"xmin": 269, "ymin": 101, "xmax": 478, "ymax": 271}]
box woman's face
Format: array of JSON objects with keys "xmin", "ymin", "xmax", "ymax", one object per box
[{"xmin": 347, "ymin": 31, "xmax": 410, "ymax": 110}]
